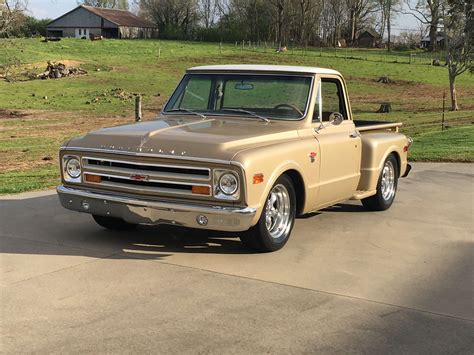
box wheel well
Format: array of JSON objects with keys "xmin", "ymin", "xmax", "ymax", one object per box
[
  {"xmin": 283, "ymin": 169, "xmax": 305, "ymax": 216},
  {"xmin": 389, "ymin": 151, "xmax": 401, "ymax": 177}
]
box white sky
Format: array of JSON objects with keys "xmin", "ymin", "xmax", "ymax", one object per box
[{"xmin": 27, "ymin": 0, "xmax": 420, "ymax": 36}]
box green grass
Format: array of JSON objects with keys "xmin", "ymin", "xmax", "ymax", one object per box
[
  {"xmin": 409, "ymin": 125, "xmax": 474, "ymax": 161},
  {"xmin": 0, "ymin": 166, "xmax": 59, "ymax": 194},
  {"xmin": 0, "ymin": 38, "xmax": 473, "ymax": 194}
]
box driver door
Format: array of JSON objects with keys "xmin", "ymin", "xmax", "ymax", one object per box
[{"xmin": 312, "ymin": 76, "xmax": 361, "ymax": 207}]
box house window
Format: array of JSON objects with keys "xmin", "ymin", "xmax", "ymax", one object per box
[{"xmin": 79, "ymin": 29, "xmax": 82, "ymax": 35}]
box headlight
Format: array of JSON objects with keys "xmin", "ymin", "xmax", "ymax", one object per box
[
  {"xmin": 214, "ymin": 169, "xmax": 240, "ymax": 200},
  {"xmin": 66, "ymin": 158, "xmax": 81, "ymax": 178},
  {"xmin": 63, "ymin": 155, "xmax": 82, "ymax": 182},
  {"xmin": 219, "ymin": 173, "xmax": 238, "ymax": 195}
]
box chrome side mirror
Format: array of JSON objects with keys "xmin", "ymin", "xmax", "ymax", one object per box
[{"xmin": 329, "ymin": 112, "xmax": 344, "ymax": 125}]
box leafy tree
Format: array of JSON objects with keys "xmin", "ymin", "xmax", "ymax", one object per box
[{"xmin": 21, "ymin": 16, "xmax": 51, "ymax": 36}]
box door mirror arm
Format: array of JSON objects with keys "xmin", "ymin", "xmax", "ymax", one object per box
[{"xmin": 314, "ymin": 112, "xmax": 344, "ymax": 134}]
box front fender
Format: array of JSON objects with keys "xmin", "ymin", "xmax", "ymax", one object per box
[{"xmin": 233, "ymin": 138, "xmax": 319, "ymax": 225}]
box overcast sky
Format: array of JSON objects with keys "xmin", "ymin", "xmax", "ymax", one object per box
[{"xmin": 28, "ymin": 0, "xmax": 420, "ymax": 36}]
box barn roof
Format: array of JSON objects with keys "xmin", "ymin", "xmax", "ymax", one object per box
[
  {"xmin": 359, "ymin": 28, "xmax": 380, "ymax": 39},
  {"xmin": 48, "ymin": 5, "xmax": 157, "ymax": 28},
  {"xmin": 81, "ymin": 5, "xmax": 157, "ymax": 28}
]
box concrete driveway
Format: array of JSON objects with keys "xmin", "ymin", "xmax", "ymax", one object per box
[{"xmin": 1, "ymin": 163, "xmax": 473, "ymax": 353}]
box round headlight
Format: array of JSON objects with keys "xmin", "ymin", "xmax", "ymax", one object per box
[
  {"xmin": 219, "ymin": 173, "xmax": 238, "ymax": 195},
  {"xmin": 66, "ymin": 158, "xmax": 81, "ymax": 178}
]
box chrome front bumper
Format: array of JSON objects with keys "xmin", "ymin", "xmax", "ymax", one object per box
[{"xmin": 57, "ymin": 186, "xmax": 256, "ymax": 232}]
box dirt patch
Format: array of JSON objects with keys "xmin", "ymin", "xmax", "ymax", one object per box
[
  {"xmin": 0, "ymin": 109, "xmax": 30, "ymax": 119},
  {"xmin": 24, "ymin": 60, "xmax": 84, "ymax": 70},
  {"xmin": 0, "ymin": 109, "xmax": 156, "ymax": 172},
  {"xmin": 1, "ymin": 60, "xmax": 87, "ymax": 82}
]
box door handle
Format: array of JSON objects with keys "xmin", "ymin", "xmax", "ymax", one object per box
[{"xmin": 349, "ymin": 131, "xmax": 361, "ymax": 138}]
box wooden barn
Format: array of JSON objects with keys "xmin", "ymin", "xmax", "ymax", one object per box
[
  {"xmin": 47, "ymin": 5, "xmax": 158, "ymax": 39},
  {"xmin": 357, "ymin": 29, "xmax": 381, "ymax": 48}
]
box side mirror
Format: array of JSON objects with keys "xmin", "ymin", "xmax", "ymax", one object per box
[{"xmin": 329, "ymin": 112, "xmax": 344, "ymax": 125}]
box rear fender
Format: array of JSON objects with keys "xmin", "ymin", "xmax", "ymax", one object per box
[{"xmin": 357, "ymin": 132, "xmax": 408, "ymax": 191}]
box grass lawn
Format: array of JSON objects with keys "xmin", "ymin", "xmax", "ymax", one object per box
[{"xmin": 0, "ymin": 38, "xmax": 473, "ymax": 194}]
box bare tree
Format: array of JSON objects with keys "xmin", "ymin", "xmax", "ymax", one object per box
[
  {"xmin": 402, "ymin": 0, "xmax": 443, "ymax": 51},
  {"xmin": 379, "ymin": 0, "xmax": 400, "ymax": 51},
  {"xmin": 0, "ymin": 0, "xmax": 28, "ymax": 37},
  {"xmin": 269, "ymin": 0, "xmax": 287, "ymax": 48},
  {"xmin": 139, "ymin": 0, "xmax": 198, "ymax": 38},
  {"xmin": 444, "ymin": 0, "xmax": 473, "ymax": 110},
  {"xmin": 346, "ymin": 0, "xmax": 378, "ymax": 45},
  {"xmin": 198, "ymin": 0, "xmax": 216, "ymax": 28}
]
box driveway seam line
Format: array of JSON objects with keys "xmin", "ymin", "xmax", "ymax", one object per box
[{"xmin": 6, "ymin": 252, "xmax": 123, "ymax": 286}]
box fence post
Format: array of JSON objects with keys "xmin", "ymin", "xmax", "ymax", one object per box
[
  {"xmin": 441, "ymin": 91, "xmax": 446, "ymax": 130},
  {"xmin": 135, "ymin": 95, "xmax": 142, "ymax": 122},
  {"xmin": 158, "ymin": 46, "xmax": 161, "ymax": 58},
  {"xmin": 219, "ymin": 42, "xmax": 222, "ymax": 54}
]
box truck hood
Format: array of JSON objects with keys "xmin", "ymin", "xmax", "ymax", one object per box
[{"xmin": 66, "ymin": 116, "xmax": 300, "ymax": 161}]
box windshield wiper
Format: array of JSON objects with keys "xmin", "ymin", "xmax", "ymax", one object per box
[
  {"xmin": 167, "ymin": 108, "xmax": 207, "ymax": 119},
  {"xmin": 221, "ymin": 108, "xmax": 270, "ymax": 123}
]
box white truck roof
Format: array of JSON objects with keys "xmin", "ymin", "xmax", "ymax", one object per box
[{"xmin": 187, "ymin": 64, "xmax": 341, "ymax": 76}]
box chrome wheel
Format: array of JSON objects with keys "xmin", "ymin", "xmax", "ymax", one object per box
[
  {"xmin": 381, "ymin": 160, "xmax": 396, "ymax": 201},
  {"xmin": 265, "ymin": 184, "xmax": 291, "ymax": 240}
]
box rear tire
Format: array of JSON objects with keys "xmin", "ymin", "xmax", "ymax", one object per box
[
  {"xmin": 362, "ymin": 154, "xmax": 399, "ymax": 211},
  {"xmin": 92, "ymin": 215, "xmax": 137, "ymax": 231},
  {"xmin": 240, "ymin": 175, "xmax": 296, "ymax": 252}
]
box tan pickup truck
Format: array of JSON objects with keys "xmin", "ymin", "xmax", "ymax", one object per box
[{"xmin": 58, "ymin": 65, "xmax": 412, "ymax": 252}]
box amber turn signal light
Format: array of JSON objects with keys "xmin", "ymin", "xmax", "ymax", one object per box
[
  {"xmin": 85, "ymin": 174, "xmax": 102, "ymax": 183},
  {"xmin": 192, "ymin": 185, "xmax": 210, "ymax": 195},
  {"xmin": 253, "ymin": 173, "xmax": 264, "ymax": 184}
]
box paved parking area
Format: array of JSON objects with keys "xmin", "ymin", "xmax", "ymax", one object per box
[{"xmin": 1, "ymin": 163, "xmax": 473, "ymax": 353}]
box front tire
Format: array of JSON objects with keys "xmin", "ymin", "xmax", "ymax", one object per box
[
  {"xmin": 240, "ymin": 175, "xmax": 296, "ymax": 252},
  {"xmin": 92, "ymin": 215, "xmax": 137, "ymax": 231},
  {"xmin": 362, "ymin": 154, "xmax": 399, "ymax": 211}
]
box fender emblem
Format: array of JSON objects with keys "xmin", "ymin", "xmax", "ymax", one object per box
[
  {"xmin": 130, "ymin": 174, "xmax": 149, "ymax": 181},
  {"xmin": 309, "ymin": 151, "xmax": 317, "ymax": 163}
]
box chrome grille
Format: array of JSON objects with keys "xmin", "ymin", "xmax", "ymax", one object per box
[{"xmin": 81, "ymin": 157, "xmax": 211, "ymax": 197}]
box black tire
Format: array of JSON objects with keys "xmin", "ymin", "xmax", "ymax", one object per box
[
  {"xmin": 240, "ymin": 175, "xmax": 296, "ymax": 252},
  {"xmin": 362, "ymin": 154, "xmax": 399, "ymax": 211},
  {"xmin": 92, "ymin": 215, "xmax": 137, "ymax": 231}
]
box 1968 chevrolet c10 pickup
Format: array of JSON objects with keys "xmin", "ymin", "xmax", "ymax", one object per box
[{"xmin": 58, "ymin": 65, "xmax": 412, "ymax": 252}]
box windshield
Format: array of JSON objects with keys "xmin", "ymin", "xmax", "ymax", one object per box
[{"xmin": 164, "ymin": 73, "xmax": 313, "ymax": 120}]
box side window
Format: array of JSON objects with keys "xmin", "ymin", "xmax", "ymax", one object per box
[
  {"xmin": 313, "ymin": 79, "xmax": 347, "ymax": 121},
  {"xmin": 178, "ymin": 77, "xmax": 211, "ymax": 110}
]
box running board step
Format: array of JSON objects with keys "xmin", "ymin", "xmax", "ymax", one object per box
[{"xmin": 351, "ymin": 190, "xmax": 376, "ymax": 200}]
